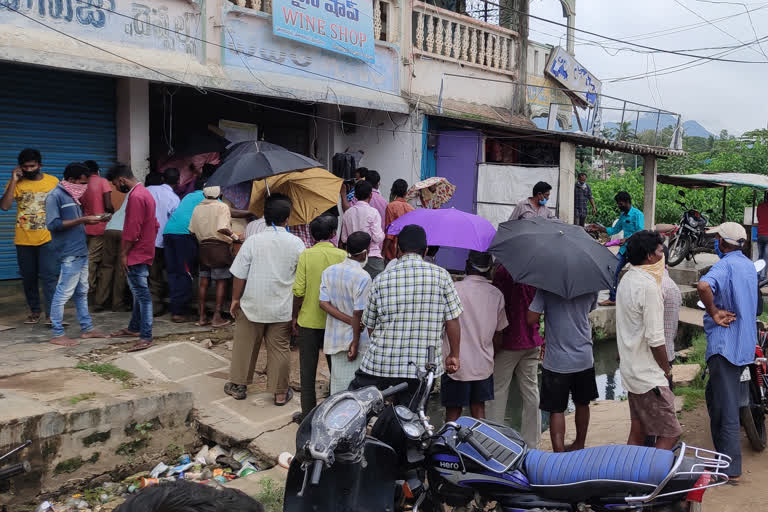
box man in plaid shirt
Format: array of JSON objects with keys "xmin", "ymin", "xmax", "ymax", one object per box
[{"xmin": 350, "ymin": 224, "xmax": 463, "ymax": 405}]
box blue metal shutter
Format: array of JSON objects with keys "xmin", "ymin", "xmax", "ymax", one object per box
[{"xmin": 0, "ymin": 63, "xmax": 117, "ymax": 279}]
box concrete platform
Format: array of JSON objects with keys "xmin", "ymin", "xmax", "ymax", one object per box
[
  {"xmin": 0, "ymin": 368, "xmax": 195, "ymax": 505},
  {"xmin": 114, "ymin": 342, "xmax": 301, "ymax": 448},
  {"xmin": 667, "ymin": 254, "xmax": 717, "ymax": 287}
]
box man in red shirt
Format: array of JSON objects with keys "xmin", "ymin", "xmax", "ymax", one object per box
[
  {"xmin": 106, "ymin": 164, "xmax": 159, "ymax": 352},
  {"xmin": 80, "ymin": 160, "xmax": 114, "ymax": 311}
]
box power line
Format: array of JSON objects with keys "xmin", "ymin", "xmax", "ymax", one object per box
[
  {"xmin": 673, "ymin": 0, "xmax": 768, "ymax": 60},
  {"xmin": 5, "ymin": 5, "xmax": 588, "ymax": 143},
  {"xmin": 487, "ymin": 0, "xmax": 768, "ymax": 62},
  {"xmin": 693, "ymin": 0, "xmax": 768, "ymax": 59}
]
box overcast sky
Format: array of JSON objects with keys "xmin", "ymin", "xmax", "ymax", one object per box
[{"xmin": 528, "ymin": 0, "xmax": 768, "ymax": 135}]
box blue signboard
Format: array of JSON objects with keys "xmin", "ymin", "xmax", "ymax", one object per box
[{"xmin": 272, "ymin": 0, "xmax": 375, "ymax": 63}]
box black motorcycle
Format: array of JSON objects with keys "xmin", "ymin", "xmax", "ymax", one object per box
[
  {"xmin": 284, "ymin": 348, "xmax": 731, "ymax": 512},
  {"xmin": 665, "ymin": 190, "xmax": 715, "ymax": 267}
]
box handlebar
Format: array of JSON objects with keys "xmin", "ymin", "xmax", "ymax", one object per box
[
  {"xmin": 381, "ymin": 382, "xmax": 409, "ymax": 399},
  {"xmin": 310, "ymin": 459, "xmax": 323, "ymax": 485},
  {"xmin": 427, "ymin": 345, "xmax": 435, "ymax": 365},
  {"xmin": 0, "ymin": 461, "xmax": 30, "ymax": 482}
]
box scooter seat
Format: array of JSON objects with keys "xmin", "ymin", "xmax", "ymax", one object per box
[{"xmin": 525, "ymin": 445, "xmax": 674, "ymax": 487}]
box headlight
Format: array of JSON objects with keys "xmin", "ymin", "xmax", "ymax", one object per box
[{"xmin": 402, "ymin": 422, "xmax": 423, "ymax": 439}]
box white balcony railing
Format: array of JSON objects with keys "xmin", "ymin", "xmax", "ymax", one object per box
[
  {"xmin": 228, "ymin": 0, "xmax": 391, "ymax": 41},
  {"xmin": 412, "ymin": 1, "xmax": 517, "ymax": 76}
]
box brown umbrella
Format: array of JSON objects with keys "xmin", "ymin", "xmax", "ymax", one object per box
[{"xmin": 249, "ymin": 168, "xmax": 343, "ymax": 226}]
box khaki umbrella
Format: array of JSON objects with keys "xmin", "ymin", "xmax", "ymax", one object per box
[{"xmin": 249, "ymin": 168, "xmax": 343, "ymax": 226}]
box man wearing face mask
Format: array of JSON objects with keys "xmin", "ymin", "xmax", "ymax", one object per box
[
  {"xmin": 509, "ymin": 181, "xmax": 558, "ymax": 221},
  {"xmin": 106, "ymin": 164, "xmax": 159, "ymax": 352},
  {"xmin": 1, "ymin": 149, "xmax": 60, "ymax": 325},
  {"xmin": 697, "ymin": 222, "xmax": 756, "ymax": 483},
  {"xmin": 45, "ymin": 163, "xmax": 109, "ymax": 347},
  {"xmin": 616, "ymin": 230, "xmax": 681, "ymax": 450},
  {"xmin": 591, "ymin": 191, "xmax": 644, "ymax": 306}
]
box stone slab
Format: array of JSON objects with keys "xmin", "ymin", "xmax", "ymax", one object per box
[
  {"xmin": 248, "ymin": 423, "xmax": 299, "ymax": 467},
  {"xmin": 672, "ymin": 363, "xmax": 702, "ymax": 386},
  {"xmin": 678, "ymin": 307, "xmax": 704, "ymax": 327}
]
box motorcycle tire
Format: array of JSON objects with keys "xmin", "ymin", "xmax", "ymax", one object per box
[
  {"xmin": 667, "ymin": 235, "xmax": 690, "ymax": 267},
  {"xmin": 740, "ymin": 405, "xmax": 767, "ymax": 452}
]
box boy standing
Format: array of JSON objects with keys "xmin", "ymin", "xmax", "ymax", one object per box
[
  {"xmin": 45, "ymin": 163, "xmax": 108, "ymax": 346},
  {"xmin": 0, "ymin": 149, "xmax": 59, "ymax": 324},
  {"xmin": 441, "ymin": 251, "xmax": 507, "ymax": 421}
]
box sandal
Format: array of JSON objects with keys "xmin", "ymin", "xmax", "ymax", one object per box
[
  {"xmin": 126, "ymin": 340, "xmax": 153, "ymax": 352},
  {"xmin": 24, "ymin": 314, "xmax": 40, "ymax": 325},
  {"xmin": 275, "ymin": 388, "xmax": 294, "ymax": 407},
  {"xmin": 109, "ymin": 329, "xmax": 140, "ymax": 338},
  {"xmin": 211, "ymin": 320, "xmax": 232, "ymax": 329}
]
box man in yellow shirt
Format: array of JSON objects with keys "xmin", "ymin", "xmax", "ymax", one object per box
[
  {"xmin": 292, "ymin": 214, "xmax": 347, "ymax": 420},
  {"xmin": 0, "ymin": 149, "xmax": 60, "ymax": 325}
]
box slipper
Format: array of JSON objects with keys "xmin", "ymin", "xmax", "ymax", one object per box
[
  {"xmin": 45, "ymin": 320, "xmax": 70, "ymax": 327},
  {"xmin": 275, "ymin": 388, "xmax": 294, "ymax": 407},
  {"xmin": 278, "ymin": 452, "xmax": 293, "ymax": 469},
  {"xmin": 726, "ymin": 476, "xmax": 741, "ymax": 486},
  {"xmin": 598, "ymin": 300, "xmax": 616, "ymax": 307},
  {"xmin": 211, "ymin": 320, "xmax": 232, "ymax": 329},
  {"xmin": 24, "ymin": 314, "xmax": 40, "ymax": 325},
  {"xmin": 171, "ymin": 316, "xmax": 189, "ymax": 324},
  {"xmin": 50, "ymin": 336, "xmax": 79, "ymax": 347},
  {"xmin": 195, "ymin": 320, "xmax": 211, "ymax": 327},
  {"xmin": 126, "ymin": 340, "xmax": 153, "ymax": 352},
  {"xmin": 109, "ymin": 329, "xmax": 140, "ymax": 338},
  {"xmin": 81, "ymin": 330, "xmax": 107, "ymax": 339}
]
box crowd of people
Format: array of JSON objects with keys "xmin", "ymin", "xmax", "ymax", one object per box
[{"xmin": 1, "ymin": 149, "xmax": 755, "ymax": 481}]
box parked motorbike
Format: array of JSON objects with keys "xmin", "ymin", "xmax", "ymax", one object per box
[
  {"xmin": 663, "ymin": 190, "xmax": 715, "ymax": 267},
  {"xmin": 284, "ymin": 348, "xmax": 730, "ymax": 512}
]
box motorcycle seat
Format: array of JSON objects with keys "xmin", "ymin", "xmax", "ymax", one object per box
[{"xmin": 524, "ymin": 445, "xmax": 674, "ymax": 493}]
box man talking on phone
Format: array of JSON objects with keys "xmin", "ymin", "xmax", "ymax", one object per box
[{"xmin": 0, "ymin": 149, "xmax": 60, "ymax": 325}]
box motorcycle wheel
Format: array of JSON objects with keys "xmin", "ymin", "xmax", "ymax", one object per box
[
  {"xmin": 667, "ymin": 235, "xmax": 690, "ymax": 267},
  {"xmin": 740, "ymin": 405, "xmax": 767, "ymax": 452}
]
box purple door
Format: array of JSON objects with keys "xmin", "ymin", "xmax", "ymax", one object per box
[{"xmin": 433, "ymin": 130, "xmax": 482, "ymax": 271}]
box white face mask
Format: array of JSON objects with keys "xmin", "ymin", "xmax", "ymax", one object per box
[{"xmin": 361, "ymin": 251, "xmax": 369, "ymax": 268}]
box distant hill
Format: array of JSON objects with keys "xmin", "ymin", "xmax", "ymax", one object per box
[
  {"xmin": 603, "ymin": 115, "xmax": 713, "ymax": 138},
  {"xmin": 532, "ymin": 114, "xmax": 714, "ymax": 138}
]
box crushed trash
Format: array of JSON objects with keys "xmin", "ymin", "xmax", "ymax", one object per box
[
  {"xmin": 200, "ymin": 338, "xmax": 213, "ymax": 349},
  {"xmin": 36, "ymin": 444, "xmax": 261, "ymax": 511}
]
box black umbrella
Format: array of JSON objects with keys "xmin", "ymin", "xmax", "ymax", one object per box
[
  {"xmin": 206, "ymin": 141, "xmax": 321, "ymax": 187},
  {"xmin": 489, "ymin": 217, "xmax": 617, "ymax": 299}
]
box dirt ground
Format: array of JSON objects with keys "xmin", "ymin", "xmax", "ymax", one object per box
[{"xmin": 679, "ymin": 406, "xmax": 768, "ymax": 511}]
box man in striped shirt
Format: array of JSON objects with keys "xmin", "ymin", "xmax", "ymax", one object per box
[{"xmin": 697, "ymin": 222, "xmax": 757, "ymax": 482}]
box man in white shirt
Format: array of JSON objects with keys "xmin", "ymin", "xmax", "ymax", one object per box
[
  {"xmin": 225, "ymin": 194, "xmax": 305, "ymax": 405},
  {"xmin": 146, "ymin": 168, "xmax": 180, "ymax": 315},
  {"xmin": 615, "ymin": 230, "xmax": 681, "ymax": 450}
]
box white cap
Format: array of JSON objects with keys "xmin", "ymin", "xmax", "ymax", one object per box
[
  {"xmin": 203, "ymin": 186, "xmax": 221, "ymax": 199},
  {"xmin": 706, "ymin": 221, "xmax": 747, "ymax": 246}
]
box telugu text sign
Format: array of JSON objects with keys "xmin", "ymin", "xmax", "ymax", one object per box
[
  {"xmin": 272, "ymin": 0, "xmax": 375, "ymax": 63},
  {"xmin": 545, "ymin": 46, "xmax": 601, "ymax": 108}
]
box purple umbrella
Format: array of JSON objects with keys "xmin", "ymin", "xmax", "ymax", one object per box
[{"xmin": 387, "ymin": 208, "xmax": 496, "ymax": 251}]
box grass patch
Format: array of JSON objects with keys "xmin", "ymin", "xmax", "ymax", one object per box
[
  {"xmin": 76, "ymin": 362, "xmax": 134, "ymax": 382},
  {"xmin": 255, "ymin": 478, "xmax": 284, "ymax": 512},
  {"xmin": 54, "ymin": 453, "xmax": 99, "ymax": 475},
  {"xmin": 69, "ymin": 392, "xmax": 97, "ymax": 405},
  {"xmin": 673, "ymin": 333, "xmax": 708, "ymax": 411}
]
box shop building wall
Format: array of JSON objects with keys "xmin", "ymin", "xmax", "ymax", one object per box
[
  {"xmin": 315, "ymin": 107, "xmax": 424, "ymax": 200},
  {"xmin": 117, "ymin": 78, "xmax": 151, "ymax": 181}
]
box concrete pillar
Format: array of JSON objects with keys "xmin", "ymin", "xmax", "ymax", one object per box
[
  {"xmin": 559, "ymin": 141, "xmax": 576, "ymax": 224},
  {"xmin": 643, "ymin": 154, "xmax": 657, "ymax": 229},
  {"xmin": 116, "ymin": 78, "xmax": 150, "ymax": 181}
]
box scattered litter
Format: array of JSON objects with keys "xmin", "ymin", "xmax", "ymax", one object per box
[
  {"xmin": 194, "ymin": 445, "xmax": 209, "ymax": 465},
  {"xmin": 237, "ymin": 462, "xmax": 259, "ymax": 478},
  {"xmin": 225, "ymin": 341, "xmax": 233, "ymax": 351},
  {"xmin": 190, "ymin": 336, "xmax": 196, "ymax": 341},
  {"xmin": 205, "ymin": 445, "xmax": 227, "ymax": 465},
  {"xmin": 149, "ymin": 462, "xmax": 168, "ymax": 478},
  {"xmin": 39, "ymin": 443, "xmax": 262, "ymax": 510},
  {"xmin": 200, "ymin": 338, "xmax": 213, "ymax": 349}
]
